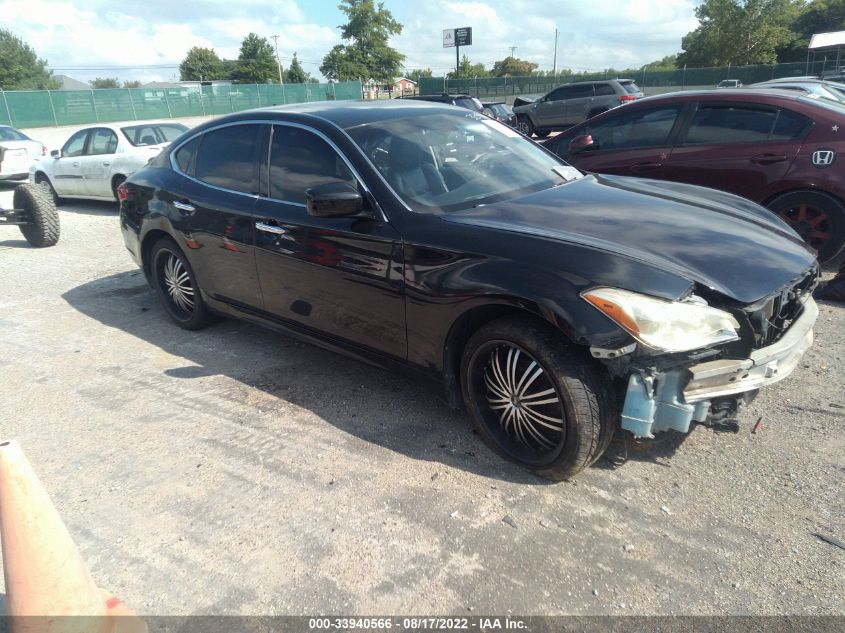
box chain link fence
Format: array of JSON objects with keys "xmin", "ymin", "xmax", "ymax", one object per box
[
  {"xmin": 419, "ymin": 60, "xmax": 840, "ymax": 99},
  {"xmin": 0, "ymin": 81, "xmax": 363, "ymax": 129}
]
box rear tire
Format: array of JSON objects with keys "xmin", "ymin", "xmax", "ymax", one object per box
[
  {"xmin": 14, "ymin": 183, "xmax": 59, "ymax": 248},
  {"xmin": 111, "ymin": 175, "xmax": 126, "ymax": 203},
  {"xmin": 767, "ymin": 190, "xmax": 845, "ymax": 265},
  {"xmin": 151, "ymin": 237, "xmax": 214, "ymax": 330},
  {"xmin": 460, "ymin": 315, "xmax": 614, "ymax": 480},
  {"xmin": 534, "ymin": 129, "xmax": 551, "ymax": 139}
]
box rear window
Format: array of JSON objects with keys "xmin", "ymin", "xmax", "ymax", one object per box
[
  {"xmin": 799, "ymin": 94, "xmax": 845, "ymax": 115},
  {"xmin": 455, "ymin": 97, "xmax": 483, "ymax": 112},
  {"xmin": 620, "ymin": 81, "xmax": 640, "ymax": 94},
  {"xmin": 121, "ymin": 123, "xmax": 188, "ymax": 146},
  {"xmin": 0, "ymin": 127, "xmax": 28, "ymax": 141}
]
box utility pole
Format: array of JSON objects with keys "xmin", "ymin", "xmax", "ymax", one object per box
[
  {"xmin": 552, "ymin": 29, "xmax": 558, "ymax": 77},
  {"xmin": 271, "ymin": 34, "xmax": 287, "ymax": 103}
]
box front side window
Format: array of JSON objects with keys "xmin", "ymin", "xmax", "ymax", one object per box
[
  {"xmin": 194, "ymin": 124, "xmax": 261, "ymax": 194},
  {"xmin": 63, "ymin": 130, "xmax": 88, "ymax": 157},
  {"xmin": 87, "ymin": 129, "xmax": 118, "ymax": 155},
  {"xmin": 346, "ymin": 112, "xmax": 577, "ymax": 213},
  {"xmin": 580, "ymin": 106, "xmax": 682, "ymax": 151},
  {"xmin": 683, "ymin": 105, "xmax": 778, "ymax": 144},
  {"xmin": 269, "ymin": 126, "xmax": 357, "ymax": 203}
]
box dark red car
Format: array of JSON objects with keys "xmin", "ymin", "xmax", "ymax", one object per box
[{"xmin": 544, "ymin": 89, "xmax": 845, "ymax": 264}]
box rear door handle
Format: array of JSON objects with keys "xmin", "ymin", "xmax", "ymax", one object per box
[
  {"xmin": 255, "ymin": 221, "xmax": 287, "ymax": 235},
  {"xmin": 630, "ymin": 162, "xmax": 662, "ymax": 173},
  {"xmin": 750, "ymin": 154, "xmax": 787, "ymax": 165},
  {"xmin": 172, "ymin": 200, "xmax": 195, "ymax": 213},
  {"xmin": 72, "ymin": 162, "xmax": 79, "ymax": 167},
  {"xmin": 102, "ymin": 161, "xmax": 110, "ymax": 166}
]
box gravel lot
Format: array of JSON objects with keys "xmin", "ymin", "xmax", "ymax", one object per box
[{"xmin": 0, "ymin": 118, "xmax": 843, "ymax": 617}]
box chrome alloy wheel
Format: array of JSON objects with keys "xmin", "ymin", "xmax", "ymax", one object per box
[
  {"xmin": 482, "ymin": 344, "xmax": 565, "ymax": 454},
  {"xmin": 162, "ymin": 252, "xmax": 195, "ymax": 314}
]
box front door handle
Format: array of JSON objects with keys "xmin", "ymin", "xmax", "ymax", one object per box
[
  {"xmin": 72, "ymin": 162, "xmax": 79, "ymax": 167},
  {"xmin": 172, "ymin": 200, "xmax": 195, "ymax": 213},
  {"xmin": 103, "ymin": 161, "xmax": 110, "ymax": 166},
  {"xmin": 255, "ymin": 221, "xmax": 287, "ymax": 235},
  {"xmin": 750, "ymin": 154, "xmax": 787, "ymax": 165}
]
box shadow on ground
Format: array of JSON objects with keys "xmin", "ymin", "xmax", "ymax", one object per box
[{"xmin": 62, "ymin": 270, "xmax": 691, "ymax": 483}]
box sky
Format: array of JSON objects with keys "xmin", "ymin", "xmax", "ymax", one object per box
[{"xmin": 1, "ymin": 0, "xmax": 700, "ymax": 84}]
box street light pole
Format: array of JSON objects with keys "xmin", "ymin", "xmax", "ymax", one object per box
[
  {"xmin": 271, "ymin": 34, "xmax": 287, "ymax": 104},
  {"xmin": 553, "ymin": 28, "xmax": 558, "ymax": 77}
]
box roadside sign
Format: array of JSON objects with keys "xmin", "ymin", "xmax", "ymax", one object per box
[
  {"xmin": 443, "ymin": 29, "xmax": 455, "ymax": 47},
  {"xmin": 443, "ymin": 27, "xmax": 472, "ymax": 48}
]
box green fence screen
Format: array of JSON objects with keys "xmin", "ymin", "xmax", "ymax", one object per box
[
  {"xmin": 0, "ymin": 81, "xmax": 363, "ymax": 129},
  {"xmin": 419, "ymin": 60, "xmax": 839, "ymax": 98}
]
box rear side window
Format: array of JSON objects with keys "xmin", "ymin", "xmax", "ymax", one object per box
[
  {"xmin": 174, "ymin": 136, "xmax": 200, "ymax": 175},
  {"xmin": 684, "ymin": 106, "xmax": 778, "ymax": 144},
  {"xmin": 88, "ymin": 128, "xmax": 118, "ymax": 155},
  {"xmin": 194, "ymin": 124, "xmax": 261, "ymax": 194},
  {"xmin": 455, "ymin": 97, "xmax": 483, "ymax": 111},
  {"xmin": 620, "ymin": 81, "xmax": 641, "ymax": 94},
  {"xmin": 269, "ymin": 126, "xmax": 357, "ymax": 204},
  {"xmin": 594, "ymin": 83, "xmax": 615, "ymax": 96},
  {"xmin": 770, "ymin": 110, "xmax": 812, "ymax": 140}
]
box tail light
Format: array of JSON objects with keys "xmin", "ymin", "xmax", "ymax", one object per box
[
  {"xmin": 619, "ymin": 94, "xmax": 637, "ymax": 103},
  {"xmin": 116, "ymin": 182, "xmax": 132, "ymax": 202},
  {"xmin": 41, "ymin": 144, "xmax": 47, "ymax": 156}
]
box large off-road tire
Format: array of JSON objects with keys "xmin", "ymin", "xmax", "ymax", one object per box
[
  {"xmin": 33, "ymin": 173, "xmax": 62, "ymax": 206},
  {"xmin": 151, "ymin": 236, "xmax": 215, "ymax": 330},
  {"xmin": 767, "ymin": 190, "xmax": 845, "ymax": 266},
  {"xmin": 460, "ymin": 315, "xmax": 615, "ymax": 480},
  {"xmin": 14, "ymin": 182, "xmax": 59, "ymax": 248}
]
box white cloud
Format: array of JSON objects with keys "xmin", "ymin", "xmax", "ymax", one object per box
[{"xmin": 0, "ymin": 0, "xmax": 700, "ymax": 84}]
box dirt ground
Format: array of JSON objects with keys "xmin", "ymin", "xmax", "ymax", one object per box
[{"xmin": 0, "ymin": 119, "xmax": 843, "ymax": 617}]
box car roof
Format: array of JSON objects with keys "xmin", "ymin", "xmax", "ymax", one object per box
[
  {"xmin": 634, "ymin": 88, "xmax": 809, "ymax": 103},
  {"xmin": 208, "ymin": 99, "xmax": 472, "ymax": 129}
]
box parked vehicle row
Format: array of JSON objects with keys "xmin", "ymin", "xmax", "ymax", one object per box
[
  {"xmin": 0, "ymin": 125, "xmax": 46, "ymax": 181},
  {"xmin": 119, "ymin": 101, "xmax": 819, "ymax": 480},
  {"xmin": 543, "ymin": 89, "xmax": 845, "ymax": 264}
]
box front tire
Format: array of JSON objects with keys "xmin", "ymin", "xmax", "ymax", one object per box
[
  {"xmin": 516, "ymin": 116, "xmax": 535, "ymax": 137},
  {"xmin": 767, "ymin": 190, "xmax": 845, "ymax": 265},
  {"xmin": 14, "ymin": 183, "xmax": 59, "ymax": 247},
  {"xmin": 151, "ymin": 237, "xmax": 214, "ymax": 330},
  {"xmin": 460, "ymin": 315, "xmax": 614, "ymax": 480},
  {"xmin": 34, "ymin": 173, "xmax": 62, "ymax": 206}
]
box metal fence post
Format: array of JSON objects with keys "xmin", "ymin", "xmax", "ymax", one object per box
[
  {"xmin": 1, "ymin": 90, "xmax": 12, "ymax": 126},
  {"xmin": 128, "ymin": 89, "xmax": 137, "ymax": 120},
  {"xmin": 682, "ymin": 64, "xmax": 686, "ymax": 88},
  {"xmin": 47, "ymin": 90, "xmax": 58, "ymax": 126},
  {"xmin": 163, "ymin": 91, "xmax": 173, "ymax": 118},
  {"xmin": 91, "ymin": 90, "xmax": 99, "ymax": 122}
]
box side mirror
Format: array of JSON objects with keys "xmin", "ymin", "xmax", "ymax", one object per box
[
  {"xmin": 569, "ymin": 134, "xmax": 598, "ymax": 155},
  {"xmin": 306, "ymin": 182, "xmax": 363, "ymax": 218},
  {"xmin": 50, "ymin": 149, "xmax": 61, "ymax": 159}
]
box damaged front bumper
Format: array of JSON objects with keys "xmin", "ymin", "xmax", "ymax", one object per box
[{"xmin": 619, "ymin": 297, "xmax": 818, "ymax": 438}]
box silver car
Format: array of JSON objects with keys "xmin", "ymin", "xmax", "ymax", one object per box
[{"xmin": 513, "ymin": 79, "xmax": 643, "ymax": 138}]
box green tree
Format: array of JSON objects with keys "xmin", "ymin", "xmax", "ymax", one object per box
[
  {"xmin": 179, "ymin": 46, "xmax": 225, "ymax": 81},
  {"xmin": 677, "ymin": 0, "xmax": 800, "ymax": 67},
  {"xmin": 447, "ymin": 55, "xmax": 489, "ymax": 79},
  {"xmin": 233, "ymin": 33, "xmax": 278, "ymax": 84},
  {"xmin": 0, "ymin": 29, "xmax": 58, "ymax": 90},
  {"xmin": 645, "ymin": 54, "xmax": 679, "ymax": 70},
  {"xmin": 777, "ymin": 0, "xmax": 845, "ymax": 61},
  {"xmin": 320, "ymin": 0, "xmax": 405, "ymax": 83},
  {"xmin": 491, "ymin": 56, "xmax": 539, "ymax": 77},
  {"xmin": 123, "ymin": 80, "xmax": 142, "ymax": 88},
  {"xmin": 406, "ymin": 68, "xmax": 433, "ymax": 83},
  {"xmin": 285, "ymin": 52, "xmax": 308, "ymax": 83},
  {"xmin": 91, "ymin": 77, "xmax": 119, "ymax": 88}
]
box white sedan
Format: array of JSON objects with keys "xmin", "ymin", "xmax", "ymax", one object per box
[
  {"xmin": 29, "ymin": 121, "xmax": 188, "ymax": 201},
  {"xmin": 1, "ymin": 125, "xmax": 46, "ymax": 180}
]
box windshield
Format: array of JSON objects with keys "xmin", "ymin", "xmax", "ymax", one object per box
[
  {"xmin": 346, "ymin": 112, "xmax": 579, "ymax": 213},
  {"xmin": 121, "ymin": 123, "xmax": 188, "ymax": 146}
]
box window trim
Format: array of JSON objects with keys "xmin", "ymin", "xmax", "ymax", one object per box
[{"xmin": 169, "ymin": 119, "xmax": 386, "ymax": 221}]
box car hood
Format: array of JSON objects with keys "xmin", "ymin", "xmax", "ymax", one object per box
[{"xmin": 444, "ymin": 174, "xmax": 817, "ymax": 304}]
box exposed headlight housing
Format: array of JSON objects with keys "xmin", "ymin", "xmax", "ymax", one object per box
[{"xmin": 582, "ymin": 287, "xmax": 740, "ymax": 353}]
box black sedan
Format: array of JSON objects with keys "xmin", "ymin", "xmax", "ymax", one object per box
[{"xmin": 120, "ymin": 101, "xmax": 819, "ymax": 479}]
